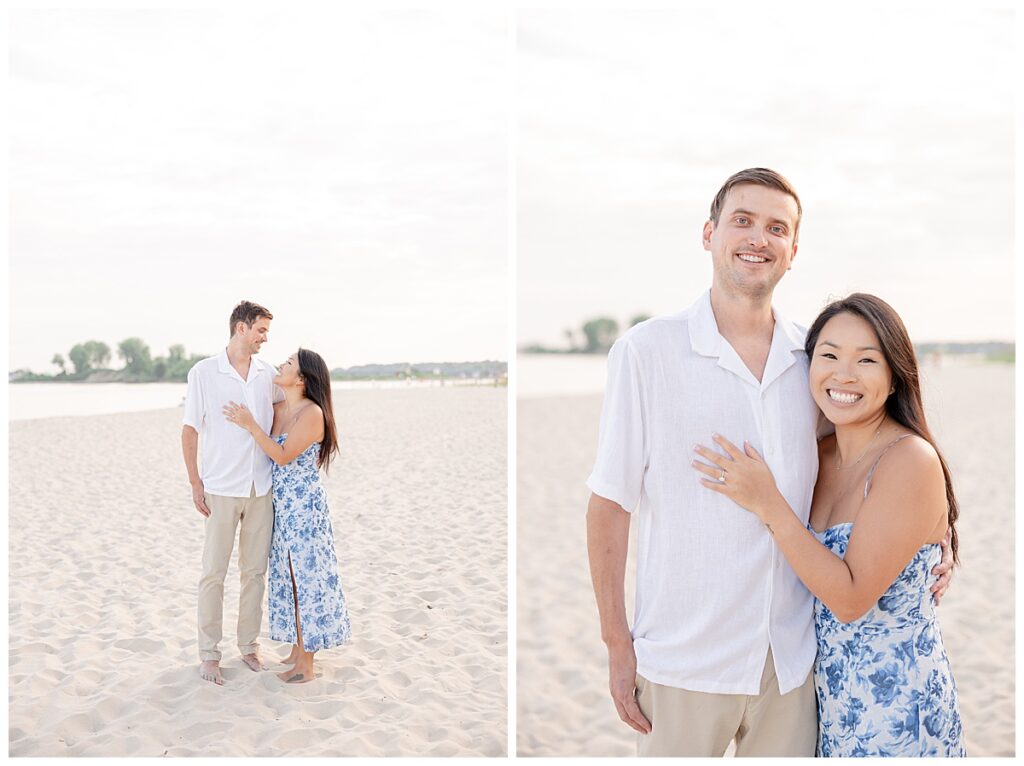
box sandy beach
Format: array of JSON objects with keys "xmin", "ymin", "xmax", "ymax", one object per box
[
  {"xmin": 516, "ymin": 362, "xmax": 1014, "ymax": 756},
  {"xmin": 9, "ymin": 387, "xmax": 507, "ymax": 757}
]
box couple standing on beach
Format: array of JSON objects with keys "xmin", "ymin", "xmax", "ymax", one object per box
[
  {"xmin": 181, "ymin": 301, "xmax": 351, "ymax": 686},
  {"xmin": 587, "ymin": 169, "xmax": 965, "ymax": 757}
]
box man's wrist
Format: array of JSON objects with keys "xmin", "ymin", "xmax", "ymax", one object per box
[{"xmin": 603, "ymin": 627, "xmax": 634, "ymax": 651}]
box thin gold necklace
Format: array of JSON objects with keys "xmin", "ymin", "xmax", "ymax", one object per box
[{"xmin": 835, "ymin": 422, "xmax": 886, "ymax": 470}]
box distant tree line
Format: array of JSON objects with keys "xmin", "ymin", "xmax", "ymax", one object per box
[
  {"xmin": 13, "ymin": 347, "xmax": 512, "ymax": 384},
  {"xmin": 521, "ymin": 313, "xmax": 652, "ymax": 355},
  {"xmin": 14, "ymin": 339, "xmax": 208, "ymax": 382},
  {"xmin": 519, "ymin": 318, "xmax": 1015, "ymax": 362},
  {"xmin": 330, "ymin": 360, "xmax": 507, "ymax": 381}
]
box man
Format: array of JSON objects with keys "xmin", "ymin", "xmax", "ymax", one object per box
[
  {"xmin": 585, "ymin": 169, "xmax": 952, "ymax": 756},
  {"xmin": 182, "ymin": 300, "xmax": 282, "ymax": 686}
]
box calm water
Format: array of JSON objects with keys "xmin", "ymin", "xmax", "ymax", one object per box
[
  {"xmin": 517, "ymin": 353, "xmax": 608, "ymax": 398},
  {"xmin": 9, "ymin": 383, "xmax": 188, "ymax": 421},
  {"xmin": 8, "ymin": 379, "xmax": 495, "ymax": 421}
]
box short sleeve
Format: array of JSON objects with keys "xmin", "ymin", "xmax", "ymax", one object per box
[
  {"xmin": 182, "ymin": 364, "xmax": 205, "ymax": 430},
  {"xmin": 586, "ymin": 338, "xmax": 647, "ymax": 513}
]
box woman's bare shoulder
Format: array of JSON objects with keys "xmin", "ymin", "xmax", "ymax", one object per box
[
  {"xmin": 864, "ymin": 433, "xmax": 945, "ymax": 509},
  {"xmin": 880, "ymin": 433, "xmax": 942, "ymax": 476},
  {"xmin": 299, "ymin": 402, "xmax": 324, "ymax": 420}
]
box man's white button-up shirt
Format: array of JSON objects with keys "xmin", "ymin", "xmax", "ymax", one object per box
[
  {"xmin": 587, "ymin": 291, "xmax": 820, "ymax": 695},
  {"xmin": 183, "ymin": 349, "xmax": 280, "ymax": 498}
]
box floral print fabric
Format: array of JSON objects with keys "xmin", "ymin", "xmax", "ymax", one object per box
[
  {"xmin": 813, "ymin": 522, "xmax": 964, "ymax": 757},
  {"xmin": 267, "ymin": 435, "xmax": 351, "ymax": 652}
]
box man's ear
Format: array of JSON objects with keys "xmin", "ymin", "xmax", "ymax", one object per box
[
  {"xmin": 702, "ymin": 220, "xmax": 714, "ymax": 251},
  {"xmin": 788, "ymin": 241, "xmax": 799, "ymax": 271}
]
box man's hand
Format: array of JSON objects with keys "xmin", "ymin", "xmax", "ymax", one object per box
[
  {"xmin": 607, "ymin": 637, "xmax": 651, "ymax": 735},
  {"xmin": 192, "ymin": 482, "xmax": 211, "ymax": 518},
  {"xmin": 930, "ymin": 529, "xmax": 954, "ymax": 605}
]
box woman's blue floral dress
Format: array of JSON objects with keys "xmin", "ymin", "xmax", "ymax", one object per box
[
  {"xmin": 267, "ymin": 435, "xmax": 351, "ymax": 652},
  {"xmin": 812, "ymin": 521, "xmax": 964, "ymax": 757}
]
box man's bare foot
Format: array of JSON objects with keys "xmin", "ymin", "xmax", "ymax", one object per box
[
  {"xmin": 277, "ymin": 659, "xmax": 314, "ymax": 683},
  {"xmin": 199, "ymin": 660, "xmax": 224, "ymax": 686},
  {"xmin": 241, "ymin": 652, "xmax": 265, "ymax": 672}
]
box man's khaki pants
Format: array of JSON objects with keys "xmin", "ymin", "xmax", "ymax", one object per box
[
  {"xmin": 635, "ymin": 649, "xmax": 817, "ymax": 757},
  {"xmin": 197, "ymin": 487, "xmax": 274, "ymax": 662}
]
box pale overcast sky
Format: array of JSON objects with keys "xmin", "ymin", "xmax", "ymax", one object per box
[
  {"xmin": 10, "ymin": 9, "xmax": 507, "ymax": 372},
  {"xmin": 518, "ymin": 7, "xmax": 1014, "ymax": 347}
]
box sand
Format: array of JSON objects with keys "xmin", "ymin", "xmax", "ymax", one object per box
[
  {"xmin": 9, "ymin": 387, "xmax": 507, "ymax": 757},
  {"xmin": 516, "ymin": 362, "xmax": 1014, "ymax": 756}
]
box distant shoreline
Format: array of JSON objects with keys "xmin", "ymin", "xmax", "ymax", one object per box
[{"xmin": 9, "ymin": 360, "xmax": 509, "ymax": 385}]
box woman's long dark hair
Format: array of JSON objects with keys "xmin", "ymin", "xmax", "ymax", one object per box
[
  {"xmin": 297, "ymin": 348, "xmax": 339, "ymax": 472},
  {"xmin": 805, "ymin": 294, "xmax": 959, "ymax": 564}
]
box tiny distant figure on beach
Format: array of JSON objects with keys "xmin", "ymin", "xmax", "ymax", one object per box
[
  {"xmin": 182, "ymin": 300, "xmax": 350, "ymax": 686},
  {"xmin": 224, "ymin": 348, "xmax": 351, "ymax": 683},
  {"xmin": 586, "ymin": 169, "xmax": 963, "ymax": 756}
]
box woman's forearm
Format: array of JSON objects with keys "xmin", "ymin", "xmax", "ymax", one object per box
[
  {"xmin": 248, "ymin": 425, "xmax": 288, "ymax": 465},
  {"xmin": 762, "ymin": 496, "xmax": 862, "ymax": 622}
]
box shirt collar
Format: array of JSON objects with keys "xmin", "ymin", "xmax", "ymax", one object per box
[
  {"xmin": 689, "ymin": 290, "xmax": 805, "ymax": 355},
  {"xmin": 216, "ymin": 348, "xmax": 269, "ymax": 381},
  {"xmin": 216, "ymin": 348, "xmax": 233, "ymax": 374},
  {"xmin": 688, "ymin": 289, "xmax": 807, "ymax": 389},
  {"xmin": 688, "ymin": 291, "xmax": 723, "ymax": 357}
]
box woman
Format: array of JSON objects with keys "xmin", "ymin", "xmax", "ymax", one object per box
[
  {"xmin": 691, "ymin": 294, "xmax": 963, "ymax": 757},
  {"xmin": 224, "ymin": 348, "xmax": 351, "ymax": 683}
]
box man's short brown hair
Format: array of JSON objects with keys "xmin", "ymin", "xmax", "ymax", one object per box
[
  {"xmin": 229, "ymin": 300, "xmax": 273, "ymax": 337},
  {"xmin": 709, "ymin": 168, "xmax": 802, "ymax": 240}
]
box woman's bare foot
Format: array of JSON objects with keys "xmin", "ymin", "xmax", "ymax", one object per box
[
  {"xmin": 199, "ymin": 660, "xmax": 224, "ymax": 686},
  {"xmin": 280, "ymin": 644, "xmax": 300, "ymax": 665},
  {"xmin": 277, "ymin": 656, "xmax": 315, "ymax": 683}
]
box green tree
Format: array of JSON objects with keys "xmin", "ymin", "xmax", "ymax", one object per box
[
  {"xmin": 84, "ymin": 340, "xmax": 111, "ymax": 368},
  {"xmin": 184, "ymin": 353, "xmax": 206, "ymax": 376},
  {"xmin": 165, "ymin": 345, "xmax": 197, "ymax": 379},
  {"xmin": 630, "ymin": 313, "xmax": 652, "ymax": 327},
  {"xmin": 118, "ymin": 337, "xmax": 153, "ymax": 375},
  {"xmin": 68, "ymin": 344, "xmax": 92, "ymax": 375},
  {"xmin": 51, "ymin": 353, "xmax": 67, "ymax": 375},
  {"xmin": 581, "ymin": 317, "xmax": 619, "ymax": 353}
]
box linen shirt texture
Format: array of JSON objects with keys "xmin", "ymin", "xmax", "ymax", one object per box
[
  {"xmin": 183, "ymin": 349, "xmax": 281, "ymax": 497},
  {"xmin": 587, "ymin": 291, "xmax": 820, "ymax": 695}
]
